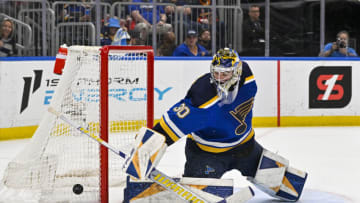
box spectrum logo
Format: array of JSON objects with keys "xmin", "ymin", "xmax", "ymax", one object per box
[{"xmin": 309, "ymin": 66, "xmax": 351, "ymax": 108}]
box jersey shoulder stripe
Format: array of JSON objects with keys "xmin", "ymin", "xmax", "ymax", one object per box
[
  {"xmin": 244, "ymin": 75, "xmax": 255, "ymax": 85},
  {"xmin": 198, "ymin": 95, "xmax": 219, "ymax": 109},
  {"xmin": 160, "ymin": 111, "xmax": 194, "ymax": 142},
  {"xmin": 159, "ymin": 116, "xmax": 181, "ymax": 142}
]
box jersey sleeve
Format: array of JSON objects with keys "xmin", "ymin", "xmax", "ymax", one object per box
[
  {"xmin": 153, "ymin": 98, "xmax": 209, "ymax": 145},
  {"xmin": 153, "ymin": 74, "xmax": 216, "ymax": 145}
]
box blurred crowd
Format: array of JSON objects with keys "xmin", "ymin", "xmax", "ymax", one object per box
[
  {"xmin": 0, "ymin": 0, "xmax": 358, "ymax": 57},
  {"xmin": 1, "ymin": 0, "xmax": 223, "ymax": 57},
  {"xmin": 97, "ymin": 0, "xmax": 218, "ymax": 56}
]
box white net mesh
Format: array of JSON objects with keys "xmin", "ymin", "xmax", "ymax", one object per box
[{"xmin": 0, "ymin": 46, "xmax": 152, "ymax": 202}]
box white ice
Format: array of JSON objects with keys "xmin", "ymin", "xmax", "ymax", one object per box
[{"xmin": 1, "ymin": 126, "xmax": 359, "ymax": 202}]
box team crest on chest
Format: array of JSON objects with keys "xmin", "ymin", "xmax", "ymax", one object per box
[{"xmin": 229, "ymin": 98, "xmax": 254, "ymax": 135}]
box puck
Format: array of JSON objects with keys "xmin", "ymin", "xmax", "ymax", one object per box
[{"xmin": 73, "ymin": 184, "xmax": 84, "ymax": 195}]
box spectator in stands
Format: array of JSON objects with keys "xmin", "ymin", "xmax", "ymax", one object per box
[
  {"xmin": 62, "ymin": 0, "xmax": 92, "ymax": 22},
  {"xmin": 242, "ymin": 5, "xmax": 265, "ymax": 56},
  {"xmin": 193, "ymin": 6, "xmax": 226, "ymax": 49},
  {"xmin": 164, "ymin": 0, "xmax": 205, "ymax": 41},
  {"xmin": 198, "ymin": 28, "xmax": 211, "ymax": 54},
  {"xmin": 128, "ymin": 29, "xmax": 145, "ymax": 46},
  {"xmin": 173, "ymin": 29, "xmax": 209, "ymax": 56},
  {"xmin": 112, "ymin": 28, "xmax": 131, "ymax": 46},
  {"xmin": 125, "ymin": 14, "xmax": 136, "ymax": 31},
  {"xmin": 129, "ymin": 0, "xmax": 168, "ymax": 27},
  {"xmin": 157, "ymin": 31, "xmax": 176, "ymax": 56},
  {"xmin": 119, "ymin": 18, "xmax": 128, "ymax": 31},
  {"xmin": 197, "ymin": 8, "xmax": 211, "ymax": 27},
  {"xmin": 110, "ymin": 18, "xmax": 131, "ymax": 46},
  {"xmin": 0, "ymin": 18, "xmax": 17, "ymax": 57},
  {"xmin": 129, "ymin": 0, "xmax": 172, "ymax": 45},
  {"xmin": 100, "ymin": 18, "xmax": 120, "ymax": 46},
  {"xmin": 163, "ymin": 0, "xmax": 192, "ymax": 26},
  {"xmin": 319, "ymin": 30, "xmax": 358, "ymax": 57},
  {"xmin": 132, "ymin": 22, "xmax": 150, "ymax": 45}
]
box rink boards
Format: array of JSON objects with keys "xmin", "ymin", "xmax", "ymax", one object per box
[{"xmin": 1, "ymin": 57, "xmax": 360, "ymax": 139}]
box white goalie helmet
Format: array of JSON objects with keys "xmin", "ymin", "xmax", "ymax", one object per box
[{"xmin": 210, "ymin": 48, "xmax": 242, "ymax": 98}]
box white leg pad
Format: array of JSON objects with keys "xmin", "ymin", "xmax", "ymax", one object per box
[
  {"xmin": 247, "ymin": 149, "xmax": 307, "ymax": 201},
  {"xmin": 278, "ymin": 166, "xmax": 308, "ymax": 201},
  {"xmin": 248, "ymin": 149, "xmax": 289, "ymax": 196},
  {"xmin": 225, "ymin": 186, "xmax": 254, "ymax": 203}
]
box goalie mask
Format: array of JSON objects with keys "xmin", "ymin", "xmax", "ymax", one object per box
[{"xmin": 210, "ymin": 48, "xmax": 242, "ymax": 98}]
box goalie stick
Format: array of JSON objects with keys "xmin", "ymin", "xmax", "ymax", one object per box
[{"xmin": 48, "ymin": 107, "xmax": 253, "ymax": 203}]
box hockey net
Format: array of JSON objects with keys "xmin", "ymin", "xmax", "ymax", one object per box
[{"xmin": 0, "ymin": 46, "xmax": 154, "ymax": 202}]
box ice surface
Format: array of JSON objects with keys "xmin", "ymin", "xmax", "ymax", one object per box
[{"xmin": 1, "ymin": 126, "xmax": 359, "ymax": 202}]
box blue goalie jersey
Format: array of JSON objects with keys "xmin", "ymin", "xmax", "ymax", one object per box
[{"xmin": 155, "ymin": 61, "xmax": 257, "ymax": 153}]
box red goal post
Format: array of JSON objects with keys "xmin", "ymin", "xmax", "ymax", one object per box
[{"xmin": 99, "ymin": 45, "xmax": 154, "ymax": 203}]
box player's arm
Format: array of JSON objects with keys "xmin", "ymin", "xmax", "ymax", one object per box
[
  {"xmin": 124, "ymin": 98, "xmax": 206, "ymax": 180},
  {"xmin": 153, "ymin": 121, "xmax": 175, "ymax": 146},
  {"xmin": 152, "ymin": 100, "xmax": 187, "ymax": 146},
  {"xmin": 124, "ymin": 74, "xmax": 212, "ymax": 179},
  {"xmin": 153, "ymin": 98, "xmax": 207, "ymax": 146},
  {"xmin": 152, "ymin": 100, "xmax": 197, "ymax": 146},
  {"xmin": 154, "ymin": 74, "xmax": 215, "ymax": 145}
]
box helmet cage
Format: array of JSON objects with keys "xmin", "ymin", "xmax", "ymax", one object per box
[{"xmin": 210, "ymin": 48, "xmax": 242, "ymax": 98}]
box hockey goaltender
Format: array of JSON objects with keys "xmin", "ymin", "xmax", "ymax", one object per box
[{"xmin": 123, "ymin": 48, "xmax": 307, "ymax": 202}]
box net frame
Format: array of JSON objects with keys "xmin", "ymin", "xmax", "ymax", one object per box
[
  {"xmin": 99, "ymin": 45, "xmax": 154, "ymax": 203},
  {"xmin": 0, "ymin": 45, "xmax": 154, "ymax": 203}
]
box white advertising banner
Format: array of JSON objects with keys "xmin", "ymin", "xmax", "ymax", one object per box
[
  {"xmin": 0, "ymin": 59, "xmax": 213, "ymax": 128},
  {"xmin": 246, "ymin": 60, "xmax": 278, "ymax": 117},
  {"xmin": 154, "ymin": 60, "xmax": 210, "ymax": 118},
  {"xmin": 280, "ymin": 60, "xmax": 360, "ymax": 116},
  {"xmin": 0, "ymin": 60, "xmax": 59, "ymax": 128},
  {"xmin": 1, "ymin": 57, "xmax": 359, "ymax": 130}
]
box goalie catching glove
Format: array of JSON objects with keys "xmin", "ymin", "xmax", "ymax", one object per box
[{"xmin": 122, "ymin": 127, "xmax": 167, "ymax": 180}]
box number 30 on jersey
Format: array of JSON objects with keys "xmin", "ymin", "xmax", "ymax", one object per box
[{"xmin": 173, "ymin": 103, "xmax": 190, "ymax": 118}]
